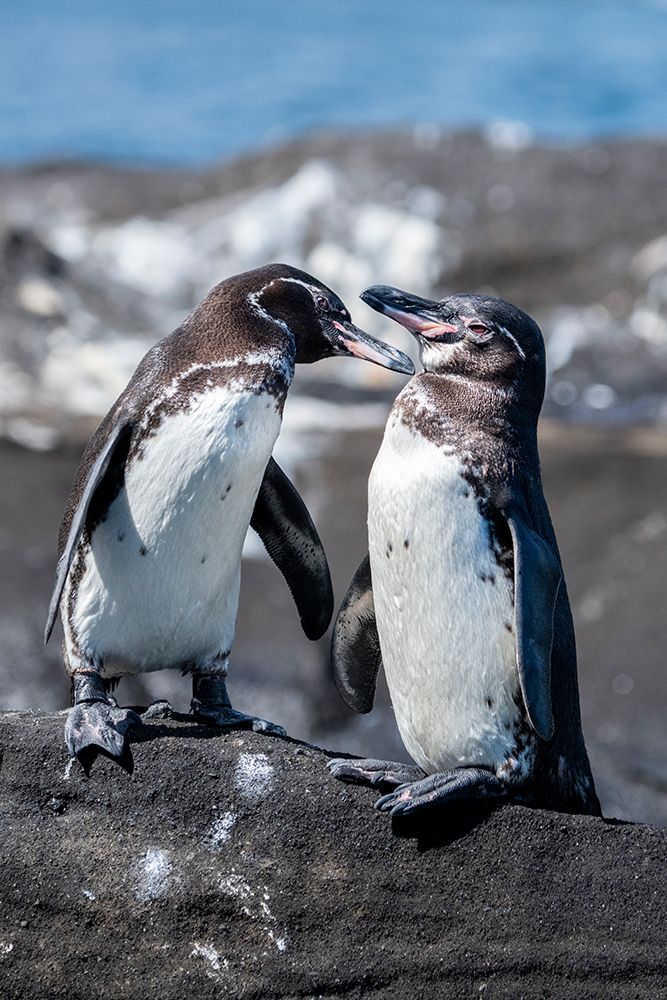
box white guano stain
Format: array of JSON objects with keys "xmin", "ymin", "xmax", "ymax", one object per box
[
  {"xmin": 220, "ymin": 872, "xmax": 287, "ymax": 952},
  {"xmin": 0, "ymin": 942, "xmax": 13, "ymax": 955},
  {"xmin": 234, "ymin": 753, "xmax": 274, "ymax": 800},
  {"xmin": 191, "ymin": 942, "xmax": 229, "ymax": 981},
  {"xmin": 61, "ymin": 758, "xmax": 75, "ymax": 780},
  {"xmin": 206, "ymin": 811, "xmax": 236, "ymax": 848},
  {"xmin": 133, "ymin": 848, "xmax": 172, "ymax": 902},
  {"xmin": 82, "ymin": 888, "xmax": 96, "ymax": 901}
]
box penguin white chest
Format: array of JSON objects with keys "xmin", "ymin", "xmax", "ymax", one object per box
[
  {"xmin": 66, "ymin": 386, "xmax": 282, "ymax": 674},
  {"xmin": 368, "ymin": 417, "xmax": 520, "ymax": 774}
]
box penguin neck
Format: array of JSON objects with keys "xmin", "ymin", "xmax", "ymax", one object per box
[
  {"xmin": 396, "ymin": 372, "xmax": 540, "ymax": 481},
  {"xmin": 409, "ymin": 371, "xmax": 536, "ymax": 422}
]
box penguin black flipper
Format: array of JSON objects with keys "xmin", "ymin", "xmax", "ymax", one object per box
[
  {"xmin": 44, "ymin": 416, "xmax": 134, "ymax": 644},
  {"xmin": 505, "ymin": 508, "xmax": 561, "ymax": 741},
  {"xmin": 331, "ymin": 554, "xmax": 382, "ymax": 713},
  {"xmin": 250, "ymin": 457, "xmax": 333, "ymax": 641}
]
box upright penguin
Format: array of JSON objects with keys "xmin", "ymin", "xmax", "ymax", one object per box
[
  {"xmin": 329, "ymin": 285, "xmax": 600, "ymax": 817},
  {"xmin": 45, "ymin": 264, "xmax": 414, "ymax": 768}
]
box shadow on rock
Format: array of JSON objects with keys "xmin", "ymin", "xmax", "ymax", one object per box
[
  {"xmin": 77, "ymin": 742, "xmax": 135, "ymax": 776},
  {"xmin": 124, "ymin": 703, "xmax": 314, "ymax": 750},
  {"xmin": 392, "ymin": 799, "xmax": 502, "ymax": 849}
]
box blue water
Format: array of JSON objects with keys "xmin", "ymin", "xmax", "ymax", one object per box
[{"xmin": 2, "ymin": 0, "xmax": 667, "ymax": 166}]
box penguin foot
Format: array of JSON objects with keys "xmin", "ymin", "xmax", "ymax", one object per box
[
  {"xmin": 375, "ymin": 767, "xmax": 507, "ymax": 817},
  {"xmin": 65, "ymin": 698, "xmax": 142, "ymax": 772},
  {"xmin": 190, "ymin": 673, "xmax": 286, "ymax": 736},
  {"xmin": 191, "ymin": 701, "xmax": 286, "ymax": 737},
  {"xmin": 327, "ymin": 757, "xmax": 425, "ymax": 789}
]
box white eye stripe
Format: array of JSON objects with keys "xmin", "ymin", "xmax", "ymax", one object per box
[
  {"xmin": 281, "ymin": 277, "xmax": 344, "ymax": 314},
  {"xmin": 246, "ymin": 287, "xmax": 295, "ymax": 343},
  {"xmin": 252, "ymin": 276, "xmax": 323, "ymax": 303},
  {"xmin": 280, "ymin": 277, "xmax": 323, "ymax": 300},
  {"xmin": 498, "ymin": 325, "xmax": 526, "ymax": 360}
]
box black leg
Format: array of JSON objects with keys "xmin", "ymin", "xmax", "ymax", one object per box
[
  {"xmin": 190, "ymin": 674, "xmax": 286, "ymax": 736},
  {"xmin": 65, "ymin": 672, "xmax": 141, "ymax": 771},
  {"xmin": 375, "ymin": 766, "xmax": 507, "ymax": 817},
  {"xmin": 327, "ymin": 757, "xmax": 425, "ymax": 789}
]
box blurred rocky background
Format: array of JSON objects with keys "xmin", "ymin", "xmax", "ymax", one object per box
[{"xmin": 1, "ymin": 1, "xmax": 666, "ymax": 826}]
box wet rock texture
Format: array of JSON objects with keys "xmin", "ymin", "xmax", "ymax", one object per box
[{"xmin": 0, "ymin": 712, "xmax": 665, "ymax": 999}]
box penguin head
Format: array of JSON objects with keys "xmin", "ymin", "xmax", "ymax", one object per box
[
  {"xmin": 245, "ymin": 265, "xmax": 414, "ymax": 374},
  {"xmin": 361, "ymin": 285, "xmax": 545, "ymax": 407}
]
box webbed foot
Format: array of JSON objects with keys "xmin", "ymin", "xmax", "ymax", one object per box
[
  {"xmin": 328, "ymin": 757, "xmax": 425, "ymax": 789},
  {"xmin": 65, "ymin": 697, "xmax": 141, "ymax": 772},
  {"xmin": 66, "ymin": 672, "xmax": 141, "ymax": 772},
  {"xmin": 191, "ymin": 700, "xmax": 286, "ymax": 736},
  {"xmin": 375, "ymin": 766, "xmax": 507, "ymax": 817},
  {"xmin": 190, "ymin": 673, "xmax": 285, "ymax": 736}
]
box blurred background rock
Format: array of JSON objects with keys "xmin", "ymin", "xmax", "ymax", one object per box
[{"xmin": 1, "ymin": 1, "xmax": 666, "ymax": 824}]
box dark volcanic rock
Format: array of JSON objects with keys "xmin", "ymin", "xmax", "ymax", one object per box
[{"xmin": 0, "ymin": 712, "xmax": 665, "ymax": 999}]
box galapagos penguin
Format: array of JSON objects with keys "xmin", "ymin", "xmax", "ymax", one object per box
[
  {"xmin": 45, "ymin": 264, "xmax": 414, "ymax": 769},
  {"xmin": 329, "ymin": 285, "xmax": 600, "ymax": 817}
]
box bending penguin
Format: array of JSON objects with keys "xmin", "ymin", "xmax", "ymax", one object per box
[
  {"xmin": 329, "ymin": 285, "xmax": 600, "ymax": 817},
  {"xmin": 45, "ymin": 264, "xmax": 414, "ymax": 769}
]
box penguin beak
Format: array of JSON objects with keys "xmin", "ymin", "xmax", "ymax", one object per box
[
  {"xmin": 361, "ymin": 286, "xmax": 460, "ymax": 342},
  {"xmin": 328, "ymin": 318, "xmax": 415, "ymax": 375}
]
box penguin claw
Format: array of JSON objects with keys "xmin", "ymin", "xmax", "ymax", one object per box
[
  {"xmin": 327, "ymin": 757, "xmax": 425, "ymax": 789},
  {"xmin": 191, "ymin": 702, "xmax": 286, "ymax": 737},
  {"xmin": 375, "ymin": 767, "xmax": 507, "ymax": 816},
  {"xmin": 65, "ymin": 701, "xmax": 141, "ymax": 772}
]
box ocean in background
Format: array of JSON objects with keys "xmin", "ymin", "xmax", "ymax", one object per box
[{"xmin": 2, "ymin": 0, "xmax": 667, "ymax": 166}]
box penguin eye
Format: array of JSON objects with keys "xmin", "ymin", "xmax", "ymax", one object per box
[
  {"xmin": 467, "ymin": 322, "xmax": 489, "ymax": 336},
  {"xmin": 315, "ymin": 295, "xmax": 328, "ymax": 311}
]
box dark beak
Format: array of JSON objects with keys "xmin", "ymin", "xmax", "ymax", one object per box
[
  {"xmin": 361, "ymin": 285, "xmax": 459, "ymax": 341},
  {"xmin": 329, "ymin": 318, "xmax": 415, "ymax": 375}
]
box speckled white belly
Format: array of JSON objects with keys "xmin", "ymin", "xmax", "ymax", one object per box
[
  {"xmin": 64, "ymin": 387, "xmax": 282, "ymax": 675},
  {"xmin": 368, "ymin": 416, "xmax": 520, "ymax": 773}
]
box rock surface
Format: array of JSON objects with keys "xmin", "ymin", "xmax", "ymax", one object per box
[{"xmin": 0, "ymin": 711, "xmax": 665, "ymax": 999}]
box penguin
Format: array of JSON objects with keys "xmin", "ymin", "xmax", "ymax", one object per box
[
  {"xmin": 328, "ymin": 285, "xmax": 600, "ymax": 817},
  {"xmin": 44, "ymin": 264, "xmax": 414, "ymax": 769}
]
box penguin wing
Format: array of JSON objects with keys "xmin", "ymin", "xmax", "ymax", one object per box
[
  {"xmin": 331, "ymin": 554, "xmax": 382, "ymax": 713},
  {"xmin": 505, "ymin": 509, "xmax": 561, "ymax": 741},
  {"xmin": 44, "ymin": 417, "xmax": 134, "ymax": 644},
  {"xmin": 250, "ymin": 457, "xmax": 333, "ymax": 641}
]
